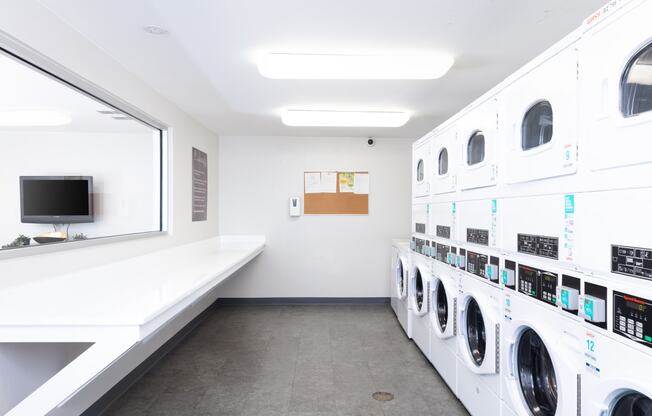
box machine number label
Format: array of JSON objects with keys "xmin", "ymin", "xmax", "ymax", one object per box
[
  {"xmin": 611, "ymin": 245, "xmax": 652, "ymax": 280},
  {"xmin": 467, "ymin": 228, "xmax": 489, "ymax": 246},
  {"xmin": 436, "ymin": 225, "xmax": 451, "ymax": 239},
  {"xmin": 517, "ymin": 234, "xmax": 559, "ymax": 260}
]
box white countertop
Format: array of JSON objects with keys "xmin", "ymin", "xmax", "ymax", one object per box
[{"xmin": 0, "ymin": 235, "xmax": 264, "ymax": 331}]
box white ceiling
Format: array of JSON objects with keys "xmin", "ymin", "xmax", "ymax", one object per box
[{"xmin": 39, "ymin": 0, "xmax": 606, "ymax": 139}]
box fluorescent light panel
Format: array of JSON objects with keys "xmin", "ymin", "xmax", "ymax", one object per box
[
  {"xmin": 0, "ymin": 110, "xmax": 71, "ymax": 126},
  {"xmin": 258, "ymin": 52, "xmax": 454, "ymax": 79},
  {"xmin": 282, "ymin": 110, "xmax": 409, "ymax": 127}
]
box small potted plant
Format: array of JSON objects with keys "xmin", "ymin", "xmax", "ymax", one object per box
[{"xmin": 1, "ymin": 235, "xmax": 31, "ymax": 249}]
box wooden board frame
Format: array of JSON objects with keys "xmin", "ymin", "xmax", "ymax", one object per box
[{"xmin": 304, "ymin": 171, "xmax": 368, "ymax": 215}]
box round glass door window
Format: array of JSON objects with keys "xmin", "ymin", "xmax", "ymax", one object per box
[
  {"xmin": 415, "ymin": 270, "xmax": 424, "ymax": 311},
  {"xmin": 416, "ymin": 159, "xmax": 424, "ymax": 182},
  {"xmin": 466, "ymin": 298, "xmax": 486, "ymax": 366},
  {"xmin": 396, "ymin": 260, "xmax": 405, "ymax": 297},
  {"xmin": 611, "ymin": 392, "xmax": 652, "ymax": 416},
  {"xmin": 516, "ymin": 328, "xmax": 558, "ymax": 416},
  {"xmin": 435, "ymin": 279, "xmax": 448, "ymax": 332}
]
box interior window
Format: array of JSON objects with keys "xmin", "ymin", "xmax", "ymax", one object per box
[
  {"xmin": 522, "ymin": 101, "xmax": 553, "ymax": 150},
  {"xmin": 438, "ymin": 148, "xmax": 448, "ymax": 175},
  {"xmin": 467, "ymin": 131, "xmax": 485, "ymax": 165},
  {"xmin": 416, "ymin": 159, "xmax": 424, "ymax": 182},
  {"xmin": 622, "ymin": 41, "xmax": 652, "ymax": 117}
]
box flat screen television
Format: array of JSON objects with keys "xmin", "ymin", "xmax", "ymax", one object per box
[{"xmin": 20, "ymin": 176, "xmax": 94, "ymax": 224}]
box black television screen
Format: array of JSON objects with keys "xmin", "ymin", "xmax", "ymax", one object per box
[{"xmin": 20, "ymin": 176, "xmax": 93, "ymax": 224}]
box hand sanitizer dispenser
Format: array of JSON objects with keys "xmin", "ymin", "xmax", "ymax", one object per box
[{"xmin": 289, "ymin": 197, "xmax": 301, "ymax": 217}]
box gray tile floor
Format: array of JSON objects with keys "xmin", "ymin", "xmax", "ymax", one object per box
[{"xmin": 105, "ymin": 305, "xmax": 468, "ymax": 416}]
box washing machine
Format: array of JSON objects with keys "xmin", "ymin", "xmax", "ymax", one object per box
[
  {"xmin": 456, "ymin": 266, "xmax": 502, "ymax": 416},
  {"xmin": 429, "ymin": 254, "xmax": 459, "ymax": 394},
  {"xmin": 579, "ymin": 273, "xmax": 652, "ymax": 416},
  {"xmin": 501, "ymin": 260, "xmax": 583, "ymax": 416},
  {"xmin": 391, "ymin": 239, "xmax": 412, "ymax": 338},
  {"xmin": 409, "ymin": 251, "xmax": 431, "ymax": 358}
]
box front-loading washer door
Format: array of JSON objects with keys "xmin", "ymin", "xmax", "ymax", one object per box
[
  {"xmin": 435, "ymin": 279, "xmax": 449, "ymax": 333},
  {"xmin": 465, "ymin": 297, "xmax": 486, "ymax": 367},
  {"xmin": 516, "ymin": 328, "xmax": 558, "ymax": 416},
  {"xmin": 413, "ymin": 269, "xmax": 426, "ymax": 314},
  {"xmin": 610, "ymin": 392, "xmax": 652, "ymax": 416},
  {"xmin": 396, "ymin": 258, "xmax": 407, "ymax": 299}
]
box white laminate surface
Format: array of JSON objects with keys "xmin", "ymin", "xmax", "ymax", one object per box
[{"xmin": 0, "ymin": 235, "xmax": 264, "ymax": 329}]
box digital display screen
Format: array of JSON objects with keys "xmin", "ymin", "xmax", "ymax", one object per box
[{"xmin": 22, "ymin": 179, "xmax": 90, "ymax": 216}]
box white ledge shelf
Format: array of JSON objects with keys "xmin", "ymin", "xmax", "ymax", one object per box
[{"xmin": 0, "ymin": 235, "xmax": 265, "ymax": 416}]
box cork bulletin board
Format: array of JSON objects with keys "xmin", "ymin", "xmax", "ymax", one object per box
[{"xmin": 304, "ymin": 171, "xmax": 369, "ymax": 215}]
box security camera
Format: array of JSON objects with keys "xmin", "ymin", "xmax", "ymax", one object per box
[{"xmin": 367, "ymin": 137, "xmax": 375, "ymax": 147}]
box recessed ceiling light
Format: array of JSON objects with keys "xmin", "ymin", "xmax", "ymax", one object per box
[
  {"xmin": 143, "ymin": 25, "xmax": 169, "ymax": 35},
  {"xmin": 0, "ymin": 110, "xmax": 71, "ymax": 126},
  {"xmin": 281, "ymin": 110, "xmax": 410, "ymax": 127},
  {"xmin": 258, "ymin": 53, "xmax": 454, "ymax": 80}
]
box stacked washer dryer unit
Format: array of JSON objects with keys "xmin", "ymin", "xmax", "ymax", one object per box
[
  {"xmin": 410, "ymin": 134, "xmax": 433, "ymax": 359},
  {"xmin": 391, "ymin": 239, "xmax": 412, "ymax": 338},
  {"xmin": 497, "ymin": 24, "xmax": 588, "ymax": 416},
  {"xmin": 428, "ymin": 123, "xmax": 461, "ymax": 395},
  {"xmin": 454, "ymin": 94, "xmax": 505, "ymax": 416},
  {"xmin": 575, "ymin": 1, "xmax": 652, "ymax": 415}
]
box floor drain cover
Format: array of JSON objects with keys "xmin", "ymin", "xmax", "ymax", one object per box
[{"xmin": 372, "ymin": 392, "xmax": 394, "ymax": 402}]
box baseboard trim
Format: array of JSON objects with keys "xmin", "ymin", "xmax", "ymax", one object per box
[
  {"xmin": 84, "ymin": 302, "xmax": 217, "ymax": 416},
  {"xmin": 215, "ymin": 297, "xmax": 390, "ymax": 306}
]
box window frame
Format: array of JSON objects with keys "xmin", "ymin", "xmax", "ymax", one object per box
[
  {"xmin": 521, "ymin": 100, "xmax": 554, "ymax": 152},
  {"xmin": 467, "ymin": 131, "xmax": 486, "ymax": 166},
  {"xmin": 0, "ymin": 35, "xmax": 169, "ymax": 260},
  {"xmin": 438, "ymin": 147, "xmax": 449, "ymax": 176},
  {"xmin": 620, "ymin": 40, "xmax": 652, "ymax": 118}
]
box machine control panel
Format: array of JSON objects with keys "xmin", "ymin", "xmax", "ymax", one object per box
[
  {"xmin": 415, "ymin": 222, "xmax": 426, "ymax": 234},
  {"xmin": 467, "ymin": 251, "xmax": 488, "ymax": 279},
  {"xmin": 412, "ymin": 237, "xmax": 426, "ymax": 255},
  {"xmin": 540, "ymin": 271, "xmax": 558, "ymax": 306},
  {"xmin": 517, "ymin": 234, "xmax": 559, "ymax": 260},
  {"xmin": 502, "ymin": 260, "xmax": 516, "ymax": 289},
  {"xmin": 436, "ymin": 243, "xmax": 450, "ymax": 263},
  {"xmin": 467, "ymin": 228, "xmax": 489, "ymax": 246},
  {"xmin": 446, "ymin": 246, "xmax": 457, "ymax": 266},
  {"xmin": 611, "ymin": 245, "xmax": 652, "ymax": 281},
  {"xmin": 457, "ymin": 248, "xmax": 467, "ymax": 270},
  {"xmin": 579, "ymin": 295, "xmax": 606, "ymax": 324},
  {"xmin": 614, "ymin": 291, "xmax": 652, "ymax": 349},
  {"xmin": 518, "ymin": 265, "xmax": 539, "ymax": 298},
  {"xmin": 518, "ymin": 265, "xmax": 558, "ymax": 306},
  {"xmin": 436, "ymin": 225, "xmax": 451, "ymax": 239},
  {"xmin": 557, "ymin": 286, "xmax": 579, "ymax": 312},
  {"xmin": 484, "ymin": 261, "xmax": 499, "ymax": 282}
]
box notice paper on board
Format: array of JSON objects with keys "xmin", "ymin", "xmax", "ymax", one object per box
[
  {"xmin": 304, "ymin": 172, "xmax": 322, "ymax": 193},
  {"xmin": 321, "ymin": 171, "xmax": 337, "ymax": 193},
  {"xmin": 353, "ymin": 173, "xmax": 369, "ymax": 194},
  {"xmin": 339, "ymin": 172, "xmax": 355, "ymax": 192}
]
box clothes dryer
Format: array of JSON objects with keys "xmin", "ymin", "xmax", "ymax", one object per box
[
  {"xmin": 429, "ymin": 256, "xmax": 459, "ymax": 394},
  {"xmin": 456, "ymin": 269, "xmax": 502, "ymax": 416},
  {"xmin": 501, "ymin": 261, "xmax": 583, "ymax": 416},
  {"xmin": 391, "ymin": 239, "xmax": 412, "ymax": 338},
  {"xmin": 409, "ymin": 251, "xmax": 431, "ymax": 358}
]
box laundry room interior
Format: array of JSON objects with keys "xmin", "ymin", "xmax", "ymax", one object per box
[{"xmin": 0, "ymin": 0, "xmax": 651, "ymax": 415}]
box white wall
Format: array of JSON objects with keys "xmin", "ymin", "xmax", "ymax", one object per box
[
  {"xmin": 0, "ymin": 0, "xmax": 220, "ymax": 287},
  {"xmin": 0, "ymin": 132, "xmax": 160, "ymax": 245},
  {"xmin": 216, "ymin": 136, "xmax": 411, "ymax": 298}
]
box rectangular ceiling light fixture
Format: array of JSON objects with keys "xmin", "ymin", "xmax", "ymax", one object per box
[
  {"xmin": 281, "ymin": 110, "xmax": 410, "ymax": 127},
  {"xmin": 258, "ymin": 53, "xmax": 454, "ymax": 79}
]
